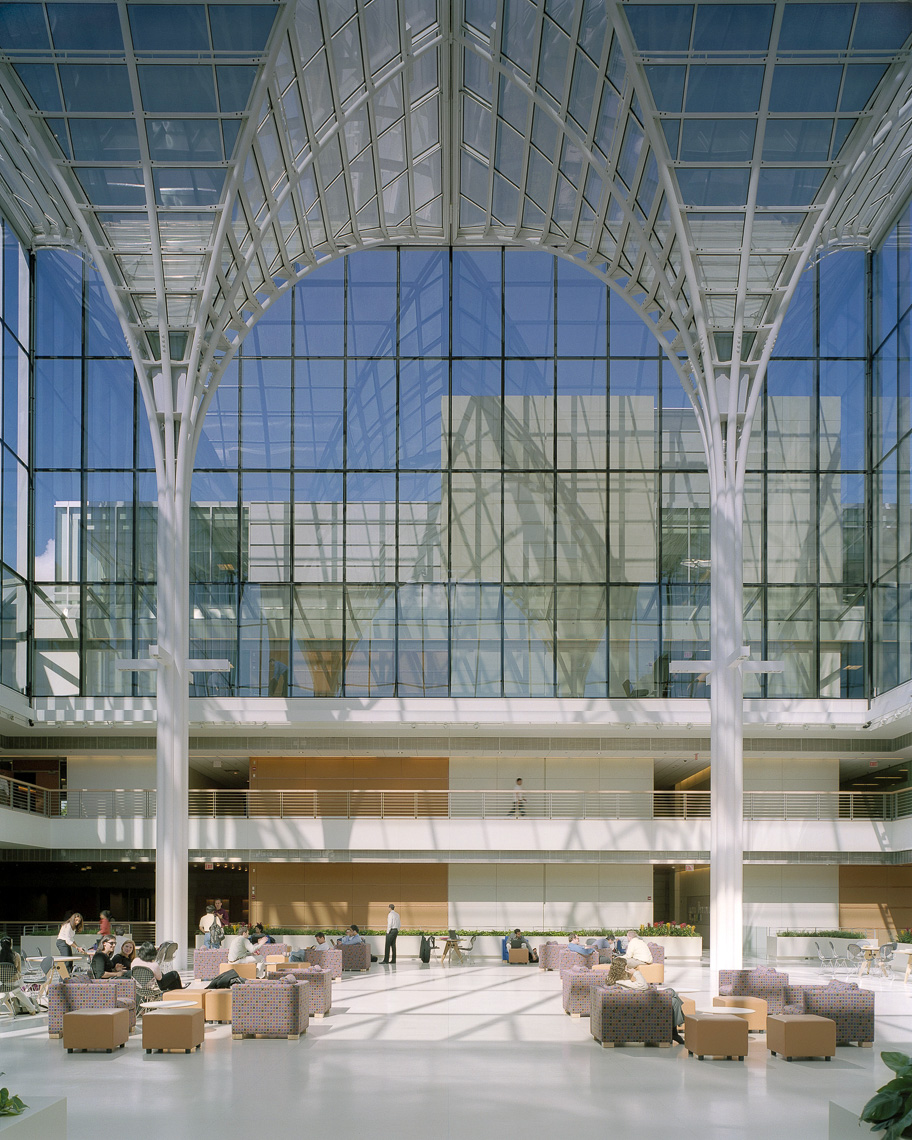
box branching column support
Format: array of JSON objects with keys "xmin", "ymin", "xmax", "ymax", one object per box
[{"xmin": 145, "ymin": 360, "xmax": 197, "ymax": 967}]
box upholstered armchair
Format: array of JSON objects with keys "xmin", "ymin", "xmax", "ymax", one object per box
[
  {"xmin": 304, "ymin": 945, "xmax": 343, "ymax": 978},
  {"xmin": 231, "ymin": 979, "xmax": 310, "ymax": 1040},
  {"xmin": 562, "ymin": 966, "xmax": 603, "ymax": 1017},
  {"xmin": 47, "ymin": 977, "xmax": 138, "ymax": 1038},
  {"xmin": 339, "ymin": 942, "xmax": 371, "ymax": 972},
  {"xmin": 783, "ymin": 981, "xmax": 874, "ymax": 1045},
  {"xmin": 590, "ymin": 985, "xmax": 675, "ymax": 1047},
  {"xmin": 269, "ymin": 966, "xmax": 332, "ymax": 1017}
]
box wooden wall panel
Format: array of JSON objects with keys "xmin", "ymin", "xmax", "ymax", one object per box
[
  {"xmin": 250, "ymin": 756, "xmax": 449, "ymax": 790},
  {"xmin": 250, "ymin": 862, "xmax": 448, "ymax": 929},
  {"xmin": 839, "ymin": 866, "xmax": 912, "ymax": 939}
]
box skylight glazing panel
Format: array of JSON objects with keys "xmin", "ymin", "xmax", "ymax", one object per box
[
  {"xmin": 216, "ymin": 65, "xmax": 257, "ymax": 111},
  {"xmin": 331, "ymin": 17, "xmax": 364, "ymax": 104},
  {"xmin": 691, "ymin": 4, "xmax": 773, "ymax": 51},
  {"xmin": 282, "ymin": 85, "xmax": 308, "ymax": 159},
  {"xmin": 464, "ymin": 0, "xmax": 495, "ymax": 42},
  {"xmin": 677, "ymin": 169, "xmax": 750, "ymax": 207},
  {"xmin": 495, "ymin": 119, "xmax": 523, "ymax": 184},
  {"xmin": 750, "ymin": 212, "xmax": 804, "ymax": 245},
  {"xmin": 643, "ymin": 65, "xmax": 685, "ymax": 113},
  {"xmin": 679, "ymin": 119, "xmax": 755, "ymax": 162},
  {"xmin": 69, "ymin": 118, "xmax": 140, "ymax": 162},
  {"xmin": 60, "ymin": 64, "xmax": 132, "ymax": 111},
  {"xmin": 569, "ymin": 51, "xmax": 597, "ymax": 129},
  {"xmin": 778, "ymin": 3, "xmax": 853, "ymax": 50},
  {"xmin": 840, "ymin": 65, "xmax": 887, "ymax": 111},
  {"xmin": 128, "ymin": 4, "xmax": 208, "ymax": 51},
  {"xmin": 363, "ymin": 0, "xmax": 397, "ymax": 76},
  {"xmin": 686, "ymin": 65, "xmax": 763, "ymax": 112},
  {"xmin": 503, "ymin": 0, "xmax": 537, "ymax": 76},
  {"xmin": 687, "ymin": 212, "xmax": 744, "ymax": 246},
  {"xmin": 617, "ymin": 119, "xmax": 643, "ymax": 189},
  {"xmin": 209, "ymin": 5, "xmax": 276, "ymax": 52},
  {"xmin": 593, "ymin": 84, "xmax": 621, "ymax": 159},
  {"xmin": 578, "ymin": 0, "xmax": 607, "ymax": 61},
  {"xmin": 770, "ymin": 65, "xmax": 842, "ymax": 113},
  {"xmin": 410, "ymin": 96, "xmax": 438, "ymax": 155},
  {"xmin": 46, "ymin": 116, "xmax": 69, "ymax": 154},
  {"xmin": 537, "ymin": 17, "xmax": 570, "ymax": 101},
  {"xmin": 0, "ymin": 4, "xmax": 50, "ymax": 51},
  {"xmin": 408, "ymin": 48, "xmax": 437, "ymax": 103},
  {"xmin": 756, "ymin": 168, "xmax": 825, "ymax": 206},
  {"xmin": 762, "ymin": 119, "xmax": 832, "ymax": 161},
  {"xmin": 463, "ymin": 93, "xmax": 490, "ymax": 154},
  {"xmin": 624, "ymin": 4, "xmax": 693, "ymax": 52},
  {"xmin": 75, "ymin": 166, "xmax": 145, "ymax": 206},
  {"xmin": 137, "ymin": 65, "xmax": 216, "ymax": 113},
  {"xmin": 48, "ymin": 3, "xmax": 121, "ymax": 50},
  {"xmin": 154, "ymin": 168, "xmax": 226, "ymax": 208},
  {"xmin": 13, "ymin": 62, "xmax": 59, "ymax": 108},
  {"xmin": 852, "ymin": 2, "xmax": 912, "ymax": 49},
  {"xmin": 146, "ymin": 119, "xmax": 222, "ymax": 162},
  {"xmin": 157, "ymin": 213, "xmax": 215, "ymax": 249},
  {"xmin": 302, "ymin": 50, "xmax": 333, "ymax": 131}
]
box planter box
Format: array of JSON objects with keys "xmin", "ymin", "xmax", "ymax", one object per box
[
  {"xmin": 829, "ymin": 1100, "xmax": 866, "ymax": 1140},
  {"xmin": 640, "ymin": 936, "xmax": 703, "ymax": 960},
  {"xmin": 767, "ymin": 936, "xmax": 869, "ymax": 963},
  {"xmin": 0, "ymin": 1097, "xmax": 66, "ymax": 1140}
]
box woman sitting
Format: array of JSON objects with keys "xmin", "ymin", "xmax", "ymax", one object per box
[
  {"xmin": 111, "ymin": 939, "xmax": 136, "ymax": 972},
  {"xmin": 136, "ymin": 942, "xmax": 184, "ymax": 992},
  {"xmin": 0, "ymin": 935, "xmax": 38, "ymax": 1015}
]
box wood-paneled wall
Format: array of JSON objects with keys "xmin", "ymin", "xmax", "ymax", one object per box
[
  {"xmin": 250, "ymin": 756, "xmax": 448, "ymax": 790},
  {"xmin": 839, "ymin": 866, "xmax": 912, "ymax": 939},
  {"xmin": 249, "ymin": 862, "xmax": 448, "ymax": 929}
]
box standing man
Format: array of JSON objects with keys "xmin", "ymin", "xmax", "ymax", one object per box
[
  {"xmin": 213, "ymin": 898, "xmax": 229, "ymax": 925},
  {"xmin": 383, "ymin": 904, "xmax": 401, "ymax": 964},
  {"xmin": 510, "ymin": 778, "xmax": 526, "ymax": 817}
]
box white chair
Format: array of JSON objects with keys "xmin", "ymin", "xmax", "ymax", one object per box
[
  {"xmin": 814, "ymin": 941, "xmax": 836, "ymax": 974},
  {"xmin": 455, "ymin": 935, "xmax": 476, "ymax": 966}
]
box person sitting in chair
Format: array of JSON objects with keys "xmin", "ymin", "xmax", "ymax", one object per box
[
  {"xmin": 623, "ymin": 930, "xmax": 653, "ymax": 973},
  {"xmin": 508, "ymin": 929, "xmax": 539, "ymax": 963},
  {"xmin": 136, "ymin": 942, "xmax": 184, "ymax": 992},
  {"xmin": 336, "ymin": 926, "xmax": 364, "ymax": 946},
  {"xmin": 565, "ymin": 933, "xmax": 597, "ymax": 960},
  {"xmin": 90, "ymin": 935, "xmax": 125, "ymax": 979}
]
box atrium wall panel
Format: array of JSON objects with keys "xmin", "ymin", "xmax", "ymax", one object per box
[
  {"xmin": 743, "ymin": 757, "xmax": 838, "ymax": 792},
  {"xmin": 250, "ymin": 861, "xmax": 447, "ymax": 929},
  {"xmin": 743, "ymin": 866, "xmax": 839, "ymax": 933},
  {"xmin": 67, "ymin": 754, "xmax": 156, "ymax": 790},
  {"xmin": 250, "ymin": 755, "xmax": 448, "ymax": 790},
  {"xmin": 839, "ymin": 866, "xmax": 912, "ymax": 940}
]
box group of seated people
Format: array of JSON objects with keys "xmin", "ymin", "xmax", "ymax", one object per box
[
  {"xmin": 85, "ymin": 935, "xmax": 185, "ymax": 993},
  {"xmin": 286, "ymin": 926, "xmax": 365, "ymax": 962},
  {"xmin": 565, "ymin": 930, "xmax": 654, "ymax": 971}
]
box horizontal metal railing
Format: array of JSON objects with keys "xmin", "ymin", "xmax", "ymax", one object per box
[{"xmin": 2, "ymin": 774, "xmax": 907, "ymax": 822}]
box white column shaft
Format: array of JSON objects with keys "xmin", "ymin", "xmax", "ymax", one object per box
[
  {"xmin": 155, "ymin": 474, "xmax": 190, "ymax": 967},
  {"xmin": 709, "ymin": 474, "xmax": 744, "ymax": 987}
]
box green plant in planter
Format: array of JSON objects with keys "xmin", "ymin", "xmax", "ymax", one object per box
[
  {"xmin": 860, "ymin": 1052, "xmax": 912, "ymax": 1139},
  {"xmin": 0, "ymin": 1087, "xmax": 27, "ymax": 1116},
  {"xmin": 896, "ymin": 930, "xmax": 912, "ymax": 945}
]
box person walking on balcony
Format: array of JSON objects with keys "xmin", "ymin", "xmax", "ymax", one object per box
[
  {"xmin": 383, "ymin": 904, "xmax": 401, "ymax": 964},
  {"xmin": 510, "ymin": 778, "xmax": 526, "ymax": 817}
]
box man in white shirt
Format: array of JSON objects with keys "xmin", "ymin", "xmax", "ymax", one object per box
[
  {"xmin": 226, "ymin": 924, "xmax": 264, "ymax": 976},
  {"xmin": 624, "ymin": 930, "xmax": 654, "ymax": 972},
  {"xmin": 383, "ymin": 904, "xmax": 401, "ymax": 964}
]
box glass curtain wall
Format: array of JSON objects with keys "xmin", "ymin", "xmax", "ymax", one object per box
[
  {"xmin": 873, "ymin": 199, "xmax": 912, "ymax": 693},
  {"xmin": 26, "ymin": 241, "xmax": 875, "ymax": 700},
  {"xmin": 0, "ymin": 216, "xmax": 29, "ymax": 693}
]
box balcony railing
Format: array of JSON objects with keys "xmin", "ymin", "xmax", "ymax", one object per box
[{"xmin": 1, "ymin": 774, "xmax": 907, "ymax": 822}]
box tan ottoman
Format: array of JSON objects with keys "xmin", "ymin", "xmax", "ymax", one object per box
[
  {"xmin": 679, "ymin": 997, "xmax": 696, "ymax": 1027},
  {"xmin": 637, "ymin": 962, "xmax": 665, "ymax": 984},
  {"xmin": 64, "ymin": 1007, "xmax": 130, "ymax": 1053},
  {"xmin": 713, "ymin": 995, "xmax": 768, "ymax": 1032},
  {"xmin": 219, "ymin": 961, "xmax": 257, "ymax": 980},
  {"xmin": 767, "ymin": 1014, "xmax": 836, "ymax": 1061},
  {"xmin": 266, "ymin": 955, "xmax": 289, "ymax": 974},
  {"xmin": 203, "ymin": 988, "xmax": 233, "ymax": 1024},
  {"xmin": 508, "ymin": 948, "xmax": 530, "ymax": 964},
  {"xmin": 684, "ymin": 1012, "xmax": 749, "ymax": 1061},
  {"xmin": 143, "ymin": 1007, "xmax": 205, "ymax": 1054},
  {"xmin": 164, "ymin": 989, "xmax": 204, "ymax": 1012}
]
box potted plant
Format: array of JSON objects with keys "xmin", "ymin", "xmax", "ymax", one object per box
[
  {"xmin": 0, "ymin": 1086, "xmax": 27, "ymax": 1117},
  {"xmin": 860, "ymin": 1051, "xmax": 912, "ymax": 1138}
]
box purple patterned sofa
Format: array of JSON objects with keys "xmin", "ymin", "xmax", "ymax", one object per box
[
  {"xmin": 783, "ymin": 981, "xmax": 874, "ymax": 1046},
  {"xmin": 193, "ymin": 942, "xmax": 292, "ymax": 979},
  {"xmin": 559, "ymin": 947, "xmax": 599, "ymax": 974},
  {"xmin": 231, "ymin": 979, "xmax": 310, "ymax": 1040},
  {"xmin": 304, "ymin": 944, "xmax": 343, "ymax": 979},
  {"xmin": 590, "ymin": 985, "xmax": 675, "ymax": 1047},
  {"xmin": 563, "ymin": 966, "xmax": 604, "ymax": 1017},
  {"xmin": 47, "ymin": 978, "xmax": 138, "ymax": 1038},
  {"xmin": 339, "ymin": 942, "xmax": 371, "ymax": 972},
  {"xmin": 270, "ymin": 966, "xmax": 332, "ymax": 1017}
]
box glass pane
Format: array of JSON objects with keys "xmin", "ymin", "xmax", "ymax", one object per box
[
  {"xmin": 504, "ymin": 472, "xmax": 553, "ymax": 583},
  {"xmin": 819, "ymin": 586, "xmax": 866, "ymax": 697},
  {"xmin": 295, "ymin": 260, "xmax": 344, "ymax": 355},
  {"xmin": 83, "ymin": 583, "xmax": 132, "ymax": 696},
  {"xmin": 557, "ymin": 259, "xmax": 607, "ymax": 356},
  {"xmin": 243, "ymin": 472, "xmax": 290, "ymax": 582},
  {"xmin": 345, "ymin": 472, "xmax": 396, "ymax": 582},
  {"xmin": 448, "ymin": 472, "xmax": 502, "ymax": 580},
  {"xmin": 347, "ymin": 249, "xmax": 397, "ymax": 356},
  {"xmin": 820, "ymin": 361, "xmax": 865, "ymax": 470},
  {"xmin": 294, "ymin": 360, "xmax": 343, "ymax": 468},
  {"xmin": 450, "ymin": 583, "xmax": 502, "ymax": 696},
  {"xmin": 397, "ymin": 583, "xmax": 448, "ymax": 694},
  {"xmin": 504, "ymin": 250, "xmax": 554, "ymax": 356},
  {"xmin": 344, "ymin": 585, "xmax": 396, "ymax": 695},
  {"xmin": 347, "ymin": 359, "xmax": 396, "ymax": 469},
  {"xmin": 34, "ymin": 471, "xmax": 80, "ymax": 582},
  {"xmin": 556, "ymin": 472, "xmax": 606, "ymax": 581},
  {"xmin": 504, "ymin": 360, "xmax": 553, "ymax": 469},
  {"xmin": 766, "ymin": 360, "xmax": 814, "ymax": 470},
  {"xmin": 400, "ymin": 360, "xmax": 446, "ymax": 469},
  {"xmin": 609, "ymin": 473, "xmax": 657, "ymax": 580},
  {"xmin": 662, "ymin": 582, "xmax": 710, "ymax": 697},
  {"xmin": 33, "ymin": 584, "xmax": 80, "ymax": 695},
  {"xmin": 503, "ymin": 584, "xmax": 554, "ymax": 696},
  {"xmin": 556, "ymin": 584, "xmax": 606, "ymax": 696},
  {"xmin": 400, "ymin": 250, "xmax": 448, "ymax": 357},
  {"xmin": 85, "ymin": 472, "xmax": 133, "ymax": 581},
  {"xmin": 293, "ymin": 472, "xmax": 343, "ymax": 583},
  {"xmin": 610, "ymin": 359, "xmax": 658, "ymax": 468},
  {"xmin": 661, "ymin": 472, "xmax": 709, "ymax": 583},
  {"xmin": 237, "ymin": 584, "xmax": 290, "ymax": 696},
  {"xmin": 36, "ymin": 250, "xmax": 81, "ymax": 356},
  {"xmin": 767, "ymin": 585, "xmax": 816, "ymax": 697},
  {"xmin": 450, "ymin": 359, "xmax": 501, "ymax": 469},
  {"xmin": 240, "ymin": 358, "xmax": 291, "ymax": 468},
  {"xmin": 767, "ymin": 473, "xmax": 816, "ymax": 582},
  {"xmin": 190, "ymin": 471, "xmax": 239, "ymax": 583},
  {"xmin": 87, "ymin": 360, "xmax": 134, "ymax": 468},
  {"xmin": 608, "ymin": 584, "xmax": 659, "ymax": 697},
  {"xmin": 399, "ymin": 473, "xmax": 445, "ymax": 583},
  {"xmin": 453, "ymin": 250, "xmax": 501, "ymax": 355},
  {"xmin": 292, "ymin": 584, "xmax": 345, "ymax": 696},
  {"xmin": 0, "ymin": 576, "xmax": 28, "ymax": 694},
  {"xmin": 189, "ymin": 583, "xmax": 237, "ymax": 696},
  {"xmin": 197, "ymin": 365, "xmax": 239, "ymax": 467}
]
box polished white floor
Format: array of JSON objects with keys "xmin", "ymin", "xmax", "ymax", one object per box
[{"xmin": 2, "ymin": 958, "xmax": 910, "ymax": 1138}]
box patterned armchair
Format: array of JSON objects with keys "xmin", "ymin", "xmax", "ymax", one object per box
[
  {"xmin": 562, "ymin": 966, "xmax": 602, "ymax": 1017},
  {"xmin": 559, "ymin": 947, "xmax": 597, "ymax": 974},
  {"xmin": 538, "ymin": 942, "xmax": 565, "ymax": 971},
  {"xmin": 231, "ymin": 979, "xmax": 310, "ymax": 1040},
  {"xmin": 590, "ymin": 985, "xmax": 675, "ymax": 1047},
  {"xmin": 270, "ymin": 966, "xmax": 332, "ymax": 1017},
  {"xmin": 784, "ymin": 981, "xmax": 874, "ymax": 1045},
  {"xmin": 304, "ymin": 945, "xmax": 343, "ymax": 979},
  {"xmin": 339, "ymin": 942, "xmax": 371, "ymax": 972},
  {"xmin": 47, "ymin": 978, "xmax": 138, "ymax": 1038},
  {"xmin": 718, "ymin": 967, "xmax": 792, "ymax": 1019}
]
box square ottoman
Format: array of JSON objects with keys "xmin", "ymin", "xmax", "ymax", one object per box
[
  {"xmin": 164, "ymin": 989, "xmax": 205, "ymax": 1012},
  {"xmin": 143, "ymin": 1007, "xmax": 205, "ymax": 1054},
  {"xmin": 713, "ymin": 995, "xmax": 768, "ymax": 1032},
  {"xmin": 219, "ymin": 961, "xmax": 258, "ymax": 980},
  {"xmin": 767, "ymin": 1014, "xmax": 836, "ymax": 1061},
  {"xmin": 64, "ymin": 1007, "xmax": 130, "ymax": 1053},
  {"xmin": 684, "ymin": 1013, "xmax": 749, "ymax": 1061},
  {"xmin": 203, "ymin": 988, "xmax": 233, "ymax": 1024}
]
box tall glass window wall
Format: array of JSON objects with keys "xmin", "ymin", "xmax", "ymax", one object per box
[
  {"xmin": 0, "ymin": 217, "xmax": 29, "ymax": 693},
  {"xmin": 873, "ymin": 199, "xmax": 912, "ymax": 693},
  {"xmin": 25, "ymin": 241, "xmax": 875, "ymax": 700}
]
